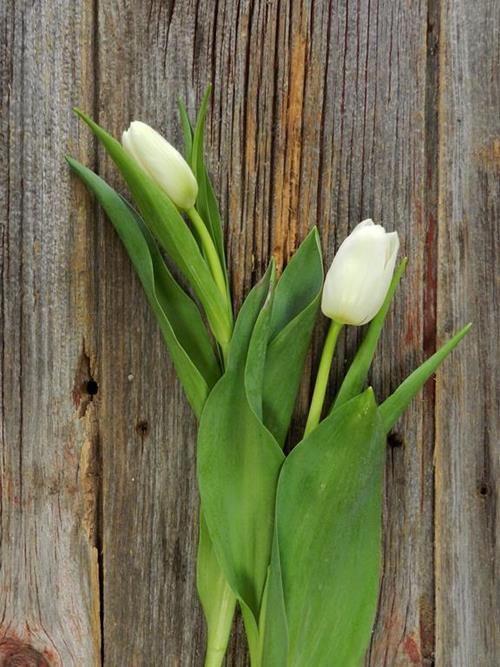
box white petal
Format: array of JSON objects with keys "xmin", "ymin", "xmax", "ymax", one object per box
[
  {"xmin": 384, "ymin": 231, "xmax": 399, "ymax": 266},
  {"xmin": 121, "ymin": 121, "xmax": 198, "ymax": 209},
  {"xmin": 322, "ymin": 222, "xmax": 400, "ymax": 325},
  {"xmin": 321, "ymin": 225, "xmax": 388, "ymax": 324}
]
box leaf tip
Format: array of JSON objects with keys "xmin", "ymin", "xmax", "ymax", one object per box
[
  {"xmin": 459, "ymin": 322, "xmax": 473, "ymax": 339},
  {"xmin": 364, "ymin": 386, "xmax": 378, "ymax": 407},
  {"xmin": 453, "ymin": 322, "xmax": 473, "ymax": 342},
  {"xmin": 358, "ymin": 386, "xmax": 377, "ymax": 412},
  {"xmin": 266, "ymin": 257, "xmax": 277, "ymax": 287},
  {"xmin": 65, "ymin": 155, "xmax": 81, "ymax": 172}
]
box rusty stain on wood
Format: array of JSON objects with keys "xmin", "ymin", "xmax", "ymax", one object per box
[
  {"xmin": 273, "ymin": 24, "xmax": 307, "ymax": 270},
  {"xmin": 474, "ymin": 137, "xmax": 500, "ymax": 172},
  {"xmin": 0, "ymin": 637, "xmax": 52, "ymax": 666},
  {"xmin": 1, "ymin": 0, "xmax": 498, "ymax": 665}
]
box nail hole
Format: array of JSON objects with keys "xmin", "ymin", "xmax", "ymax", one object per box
[
  {"xmin": 85, "ymin": 379, "xmax": 98, "ymax": 396},
  {"xmin": 478, "ymin": 482, "xmax": 490, "ymax": 497},
  {"xmin": 388, "ymin": 431, "xmax": 404, "ymax": 448},
  {"xmin": 136, "ymin": 420, "xmax": 149, "ymax": 437}
]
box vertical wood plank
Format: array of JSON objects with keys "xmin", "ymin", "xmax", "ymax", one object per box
[
  {"xmin": 313, "ymin": 3, "xmax": 435, "ymax": 665},
  {"xmin": 435, "ymin": 0, "xmax": 500, "ymax": 664},
  {"xmin": 95, "ymin": 3, "xmax": 209, "ymax": 665},
  {"xmin": 0, "ymin": 1, "xmax": 100, "ymax": 664}
]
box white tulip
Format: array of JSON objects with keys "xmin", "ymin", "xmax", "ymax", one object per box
[
  {"xmin": 122, "ymin": 121, "xmax": 198, "ymax": 210},
  {"xmin": 321, "ymin": 219, "xmax": 399, "ymax": 326}
]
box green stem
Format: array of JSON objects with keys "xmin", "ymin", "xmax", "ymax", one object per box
[
  {"xmin": 187, "ymin": 207, "xmax": 234, "ymax": 357},
  {"xmin": 220, "ymin": 339, "xmax": 230, "ymax": 368},
  {"xmin": 241, "ymin": 606, "xmax": 262, "ymax": 667},
  {"xmin": 304, "ymin": 320, "xmax": 343, "ymax": 436},
  {"xmin": 187, "ymin": 207, "xmax": 228, "ymax": 299},
  {"xmin": 199, "ymin": 318, "xmax": 234, "ymax": 666},
  {"xmin": 204, "ymin": 580, "xmax": 237, "ymax": 667}
]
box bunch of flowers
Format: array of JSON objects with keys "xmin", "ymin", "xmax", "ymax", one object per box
[{"xmin": 68, "ymin": 88, "xmax": 469, "ymax": 667}]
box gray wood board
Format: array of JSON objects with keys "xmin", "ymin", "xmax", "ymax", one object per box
[
  {"xmin": 435, "ymin": 1, "xmax": 500, "ymax": 665},
  {"xmin": 0, "ymin": 1, "xmax": 100, "ymax": 665}
]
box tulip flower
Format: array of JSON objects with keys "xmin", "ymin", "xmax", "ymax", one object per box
[
  {"xmin": 123, "ymin": 120, "xmax": 231, "ymax": 310},
  {"xmin": 321, "ymin": 219, "xmax": 400, "ymax": 326},
  {"xmin": 305, "ymin": 219, "xmax": 399, "ymax": 435},
  {"xmin": 122, "ymin": 121, "xmax": 198, "ymax": 210}
]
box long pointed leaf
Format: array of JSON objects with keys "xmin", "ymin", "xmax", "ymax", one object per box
[
  {"xmin": 138, "ymin": 210, "xmax": 220, "ymax": 387},
  {"xmin": 197, "ymin": 514, "xmax": 237, "ymax": 667},
  {"xmin": 268, "ymin": 390, "xmax": 385, "ymax": 667},
  {"xmin": 68, "ymin": 154, "xmax": 235, "ymax": 665},
  {"xmin": 190, "ymin": 86, "xmax": 227, "ymax": 269},
  {"xmin": 263, "ymin": 228, "xmax": 323, "ymax": 445},
  {"xmin": 74, "ymin": 109, "xmax": 232, "ymax": 345},
  {"xmin": 198, "ymin": 265, "xmax": 284, "ymax": 623},
  {"xmin": 67, "ymin": 157, "xmax": 219, "ymax": 417},
  {"xmin": 380, "ymin": 323, "xmax": 472, "ymax": 432},
  {"xmin": 259, "ymin": 532, "xmax": 288, "ymax": 666},
  {"xmin": 177, "ymin": 98, "xmax": 193, "ymax": 161},
  {"xmin": 245, "ymin": 261, "xmax": 276, "ymax": 419}
]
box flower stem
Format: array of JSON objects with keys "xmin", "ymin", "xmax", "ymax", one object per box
[
  {"xmin": 203, "ymin": 580, "xmax": 237, "ymax": 667},
  {"xmin": 304, "ymin": 320, "xmax": 343, "ymax": 436},
  {"xmin": 187, "ymin": 207, "xmax": 228, "ymax": 299}
]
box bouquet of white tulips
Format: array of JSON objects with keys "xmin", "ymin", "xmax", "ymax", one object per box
[{"xmin": 68, "ymin": 87, "xmax": 469, "ymax": 667}]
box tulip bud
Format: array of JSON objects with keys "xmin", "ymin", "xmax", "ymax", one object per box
[
  {"xmin": 122, "ymin": 121, "xmax": 198, "ymax": 210},
  {"xmin": 321, "ymin": 219, "xmax": 399, "ymax": 326}
]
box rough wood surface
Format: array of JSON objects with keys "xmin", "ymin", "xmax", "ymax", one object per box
[
  {"xmin": 0, "ymin": 1, "xmax": 100, "ymax": 664},
  {"xmin": 435, "ymin": 1, "xmax": 500, "ymax": 665},
  {"xmin": 1, "ymin": 1, "xmax": 498, "ymax": 666}
]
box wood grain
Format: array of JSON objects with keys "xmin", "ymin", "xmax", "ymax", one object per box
[
  {"xmin": 435, "ymin": 0, "xmax": 500, "ymax": 665},
  {"xmin": 0, "ymin": 0, "xmax": 498, "ymax": 665},
  {"xmin": 94, "ymin": 4, "xmax": 215, "ymax": 665},
  {"xmin": 0, "ymin": 1, "xmax": 100, "ymax": 664}
]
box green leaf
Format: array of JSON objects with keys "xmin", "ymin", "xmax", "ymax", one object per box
[
  {"xmin": 380, "ymin": 322, "xmax": 472, "ymax": 432},
  {"xmin": 66, "ymin": 157, "xmax": 219, "ymax": 418},
  {"xmin": 197, "ymin": 513, "xmax": 236, "ymax": 667},
  {"xmin": 197, "ymin": 265, "xmax": 285, "ymax": 623},
  {"xmin": 190, "ymin": 86, "xmax": 227, "ymax": 270},
  {"xmin": 266, "ymin": 389, "xmax": 385, "ymax": 667},
  {"xmin": 177, "ymin": 98, "xmax": 193, "ymax": 161},
  {"xmin": 142, "ymin": 215, "xmax": 220, "ymax": 388},
  {"xmin": 245, "ymin": 261, "xmax": 276, "ymax": 419},
  {"xmin": 263, "ymin": 228, "xmax": 324, "ymax": 445},
  {"xmin": 259, "ymin": 533, "xmax": 288, "ymax": 666},
  {"xmin": 73, "ymin": 109, "xmax": 232, "ymax": 346},
  {"xmin": 68, "ymin": 154, "xmax": 235, "ymax": 664},
  {"xmin": 333, "ymin": 258, "xmax": 408, "ymax": 410}
]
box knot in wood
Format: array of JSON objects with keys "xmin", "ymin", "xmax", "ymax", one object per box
[{"xmin": 0, "ymin": 638, "xmax": 50, "ymax": 667}]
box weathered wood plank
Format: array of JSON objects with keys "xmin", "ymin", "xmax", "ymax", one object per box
[
  {"xmin": 95, "ymin": 3, "xmax": 210, "ymax": 665},
  {"xmin": 0, "ymin": 1, "xmax": 100, "ymax": 664},
  {"xmin": 435, "ymin": 0, "xmax": 500, "ymax": 664},
  {"xmin": 312, "ymin": 3, "xmax": 435, "ymax": 665}
]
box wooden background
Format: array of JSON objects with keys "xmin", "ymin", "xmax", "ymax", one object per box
[{"xmin": 1, "ymin": 0, "xmax": 498, "ymax": 665}]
